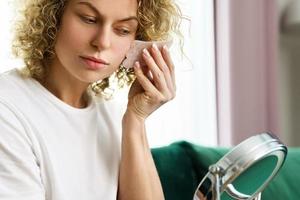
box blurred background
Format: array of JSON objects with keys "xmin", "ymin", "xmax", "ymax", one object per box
[
  {"xmin": 1, "ymin": 0, "xmax": 300, "ymax": 147},
  {"xmin": 278, "ymin": 0, "xmax": 300, "ymax": 146}
]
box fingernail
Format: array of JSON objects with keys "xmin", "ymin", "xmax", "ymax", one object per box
[
  {"xmin": 163, "ymin": 45, "xmax": 168, "ymax": 52},
  {"xmin": 134, "ymin": 61, "xmax": 140, "ymax": 68},
  {"xmin": 143, "ymin": 48, "xmax": 150, "ymax": 57},
  {"xmin": 152, "ymin": 43, "xmax": 159, "ymax": 51}
]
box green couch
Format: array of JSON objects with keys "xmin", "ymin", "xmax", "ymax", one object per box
[{"xmin": 151, "ymin": 141, "xmax": 300, "ymax": 200}]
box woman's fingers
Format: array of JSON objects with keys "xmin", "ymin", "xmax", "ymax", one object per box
[
  {"xmin": 133, "ymin": 62, "xmax": 160, "ymax": 97},
  {"xmin": 129, "ymin": 45, "xmax": 177, "ymax": 119},
  {"xmin": 161, "ymin": 45, "xmax": 176, "ymax": 89},
  {"xmin": 142, "ymin": 48, "xmax": 169, "ymax": 93},
  {"xmin": 142, "ymin": 46, "xmax": 176, "ymax": 100},
  {"xmin": 150, "ymin": 44, "xmax": 175, "ymax": 93}
]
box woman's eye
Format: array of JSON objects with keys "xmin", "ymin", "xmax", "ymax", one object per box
[
  {"xmin": 80, "ymin": 16, "xmax": 97, "ymax": 24},
  {"xmin": 117, "ymin": 29, "xmax": 131, "ymax": 36}
]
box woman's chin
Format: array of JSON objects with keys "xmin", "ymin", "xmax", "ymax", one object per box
[{"xmin": 76, "ymin": 73, "xmax": 107, "ymax": 85}]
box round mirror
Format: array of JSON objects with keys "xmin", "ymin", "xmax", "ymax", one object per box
[{"xmin": 193, "ymin": 132, "xmax": 287, "ymax": 200}]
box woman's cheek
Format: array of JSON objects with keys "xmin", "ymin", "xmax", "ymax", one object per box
[{"xmin": 115, "ymin": 43, "xmax": 131, "ymax": 60}]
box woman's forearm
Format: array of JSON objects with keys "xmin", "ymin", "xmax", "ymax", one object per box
[
  {"xmin": 118, "ymin": 111, "xmax": 164, "ymax": 200},
  {"xmin": 117, "ymin": 43, "xmax": 175, "ymax": 200}
]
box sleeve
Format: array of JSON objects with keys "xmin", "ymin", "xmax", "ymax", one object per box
[{"xmin": 0, "ymin": 101, "xmax": 45, "ymax": 200}]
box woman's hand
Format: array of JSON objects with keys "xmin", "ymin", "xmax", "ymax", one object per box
[{"xmin": 126, "ymin": 43, "xmax": 176, "ymax": 121}]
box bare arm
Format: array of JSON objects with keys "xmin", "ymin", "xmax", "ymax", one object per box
[
  {"xmin": 118, "ymin": 111, "xmax": 164, "ymax": 200},
  {"xmin": 117, "ymin": 44, "xmax": 176, "ymax": 200}
]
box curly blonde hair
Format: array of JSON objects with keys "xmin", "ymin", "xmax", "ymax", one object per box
[{"xmin": 12, "ymin": 0, "xmax": 182, "ymax": 98}]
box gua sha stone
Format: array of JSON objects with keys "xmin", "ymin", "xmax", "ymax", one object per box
[{"xmin": 122, "ymin": 39, "xmax": 173, "ymax": 69}]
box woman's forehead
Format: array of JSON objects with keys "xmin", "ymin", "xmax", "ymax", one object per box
[{"xmin": 71, "ymin": 0, "xmax": 138, "ymax": 17}]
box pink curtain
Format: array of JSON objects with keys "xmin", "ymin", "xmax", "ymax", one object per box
[{"xmin": 215, "ymin": 0, "xmax": 280, "ymax": 146}]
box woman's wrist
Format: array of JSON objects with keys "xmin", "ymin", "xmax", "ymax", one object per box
[
  {"xmin": 122, "ymin": 109, "xmax": 147, "ymax": 145},
  {"xmin": 122, "ymin": 109, "xmax": 146, "ymax": 126}
]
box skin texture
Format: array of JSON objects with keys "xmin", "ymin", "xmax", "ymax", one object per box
[{"xmin": 42, "ymin": 0, "xmax": 176, "ymax": 199}]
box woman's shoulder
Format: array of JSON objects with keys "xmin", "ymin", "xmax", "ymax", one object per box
[
  {"xmin": 0, "ymin": 68, "xmax": 24, "ymax": 87},
  {"xmin": 0, "ymin": 67, "xmax": 33, "ymax": 102}
]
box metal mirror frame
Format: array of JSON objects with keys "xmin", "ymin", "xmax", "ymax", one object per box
[{"xmin": 193, "ymin": 132, "xmax": 288, "ymax": 200}]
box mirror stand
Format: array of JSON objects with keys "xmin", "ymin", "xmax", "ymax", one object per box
[{"xmin": 209, "ymin": 165, "xmax": 261, "ymax": 200}]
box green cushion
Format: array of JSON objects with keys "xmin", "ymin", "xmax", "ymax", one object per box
[
  {"xmin": 262, "ymin": 148, "xmax": 300, "ymax": 199},
  {"xmin": 151, "ymin": 141, "xmax": 300, "ymax": 200},
  {"xmin": 151, "ymin": 142, "xmax": 198, "ymax": 200}
]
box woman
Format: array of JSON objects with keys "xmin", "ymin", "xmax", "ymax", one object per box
[{"xmin": 0, "ymin": 0, "xmax": 181, "ymax": 199}]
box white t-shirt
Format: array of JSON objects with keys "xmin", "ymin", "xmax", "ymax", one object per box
[{"xmin": 0, "ymin": 68, "xmax": 127, "ymax": 200}]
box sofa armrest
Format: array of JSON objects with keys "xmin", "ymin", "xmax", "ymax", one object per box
[{"xmin": 151, "ymin": 142, "xmax": 198, "ymax": 200}]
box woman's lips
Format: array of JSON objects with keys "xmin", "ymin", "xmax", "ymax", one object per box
[{"xmin": 80, "ymin": 56, "xmax": 109, "ymax": 70}]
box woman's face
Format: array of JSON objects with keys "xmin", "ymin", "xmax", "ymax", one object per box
[{"xmin": 53, "ymin": 0, "xmax": 138, "ymax": 84}]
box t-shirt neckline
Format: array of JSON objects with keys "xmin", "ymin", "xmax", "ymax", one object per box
[{"xmin": 27, "ymin": 74, "xmax": 96, "ymax": 114}]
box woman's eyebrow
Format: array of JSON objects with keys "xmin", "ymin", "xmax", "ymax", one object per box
[
  {"xmin": 77, "ymin": 1, "xmax": 138, "ymax": 22},
  {"xmin": 117, "ymin": 16, "xmax": 138, "ymax": 23}
]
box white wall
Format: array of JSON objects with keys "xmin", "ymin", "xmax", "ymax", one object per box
[
  {"xmin": 146, "ymin": 0, "xmax": 217, "ymax": 147},
  {"xmin": 0, "ymin": 1, "xmax": 24, "ymax": 71}
]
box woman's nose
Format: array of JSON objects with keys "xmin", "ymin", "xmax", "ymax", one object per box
[{"xmin": 91, "ymin": 26, "xmax": 112, "ymax": 50}]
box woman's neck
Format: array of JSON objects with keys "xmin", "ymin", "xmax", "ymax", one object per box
[{"xmin": 40, "ymin": 62, "xmax": 90, "ymax": 109}]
